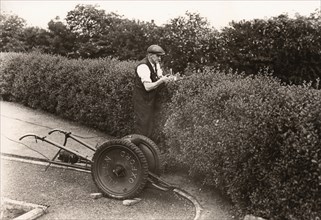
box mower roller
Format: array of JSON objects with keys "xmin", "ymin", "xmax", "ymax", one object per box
[{"xmin": 19, "ymin": 129, "xmax": 167, "ymax": 199}]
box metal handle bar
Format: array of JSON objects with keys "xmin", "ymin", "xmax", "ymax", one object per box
[
  {"xmin": 48, "ymin": 128, "xmax": 96, "ymax": 152},
  {"xmin": 19, "ymin": 133, "xmax": 46, "ymax": 141},
  {"xmin": 48, "ymin": 128, "xmax": 71, "ymax": 136},
  {"xmin": 19, "ymin": 133, "xmax": 92, "ymax": 163}
]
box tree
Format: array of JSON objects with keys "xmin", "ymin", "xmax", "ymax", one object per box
[
  {"xmin": 0, "ymin": 13, "xmax": 27, "ymax": 52},
  {"xmin": 107, "ymin": 19, "xmax": 163, "ymax": 60},
  {"xmin": 159, "ymin": 12, "xmax": 219, "ymax": 74},
  {"xmin": 47, "ymin": 17, "xmax": 77, "ymax": 57},
  {"xmin": 63, "ymin": 4, "xmax": 164, "ymax": 60},
  {"xmin": 219, "ymin": 11, "xmax": 321, "ymax": 85},
  {"xmin": 23, "ymin": 27, "xmax": 52, "ymax": 53},
  {"xmin": 65, "ymin": 4, "xmax": 123, "ymax": 58}
]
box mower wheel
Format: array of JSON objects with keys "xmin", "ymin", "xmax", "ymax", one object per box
[
  {"xmin": 91, "ymin": 139, "xmax": 148, "ymax": 199},
  {"xmin": 123, "ymin": 134, "xmax": 162, "ymax": 175}
]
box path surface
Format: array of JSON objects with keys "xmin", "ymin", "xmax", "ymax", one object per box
[{"xmin": 0, "ymin": 100, "xmax": 234, "ymax": 220}]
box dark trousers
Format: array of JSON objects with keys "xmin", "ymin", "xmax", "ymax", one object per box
[{"xmin": 133, "ymin": 89, "xmax": 156, "ymax": 138}]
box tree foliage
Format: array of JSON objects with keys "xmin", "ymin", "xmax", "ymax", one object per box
[
  {"xmin": 23, "ymin": 27, "xmax": 51, "ymax": 53},
  {"xmin": 64, "ymin": 4, "xmax": 163, "ymax": 60},
  {"xmin": 160, "ymin": 12, "xmax": 219, "ymax": 73},
  {"xmin": 219, "ymin": 11, "xmax": 321, "ymax": 85},
  {"xmin": 47, "ymin": 18, "xmax": 77, "ymax": 56},
  {"xmin": 0, "ymin": 13, "xmax": 27, "ymax": 52},
  {"xmin": 65, "ymin": 4, "xmax": 123, "ymax": 58}
]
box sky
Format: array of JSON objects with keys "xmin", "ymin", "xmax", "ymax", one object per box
[{"xmin": 1, "ymin": 0, "xmax": 320, "ymax": 30}]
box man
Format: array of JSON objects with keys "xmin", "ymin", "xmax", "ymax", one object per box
[{"xmin": 133, "ymin": 44, "xmax": 174, "ymax": 138}]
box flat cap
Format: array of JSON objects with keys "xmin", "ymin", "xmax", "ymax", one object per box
[{"xmin": 147, "ymin": 45, "xmax": 165, "ymax": 55}]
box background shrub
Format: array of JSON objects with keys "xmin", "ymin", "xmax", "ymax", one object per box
[{"xmin": 218, "ymin": 13, "xmax": 321, "ymax": 86}]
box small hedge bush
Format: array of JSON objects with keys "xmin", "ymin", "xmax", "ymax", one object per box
[{"xmin": 1, "ymin": 52, "xmax": 320, "ymax": 219}]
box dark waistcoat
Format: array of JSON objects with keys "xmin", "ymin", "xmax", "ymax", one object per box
[
  {"xmin": 134, "ymin": 57, "xmax": 158, "ymax": 90},
  {"xmin": 134, "ymin": 57, "xmax": 159, "ymax": 102}
]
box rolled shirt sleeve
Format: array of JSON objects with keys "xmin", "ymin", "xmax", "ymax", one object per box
[
  {"xmin": 137, "ymin": 64, "xmax": 152, "ymax": 83},
  {"xmin": 137, "ymin": 63, "xmax": 164, "ymax": 84}
]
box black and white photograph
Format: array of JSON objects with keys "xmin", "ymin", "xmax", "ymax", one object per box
[{"xmin": 1, "ymin": 0, "xmax": 320, "ymax": 219}]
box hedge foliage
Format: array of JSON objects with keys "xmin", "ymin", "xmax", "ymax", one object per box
[
  {"xmin": 1, "ymin": 52, "xmax": 320, "ymax": 219},
  {"xmin": 164, "ymin": 69, "xmax": 321, "ymax": 219},
  {"xmin": 0, "ymin": 52, "xmax": 136, "ymax": 136}
]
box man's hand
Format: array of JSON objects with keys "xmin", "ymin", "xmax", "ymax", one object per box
[
  {"xmin": 163, "ymin": 74, "xmax": 179, "ymax": 82},
  {"xmin": 161, "ymin": 75, "xmax": 172, "ymax": 83},
  {"xmin": 143, "ymin": 75, "xmax": 172, "ymax": 91}
]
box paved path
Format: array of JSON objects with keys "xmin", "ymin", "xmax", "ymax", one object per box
[{"xmin": 0, "ymin": 101, "xmax": 234, "ymax": 220}]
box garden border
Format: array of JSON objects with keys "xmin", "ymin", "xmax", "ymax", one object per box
[{"xmin": 1, "ymin": 197, "xmax": 48, "ymax": 220}]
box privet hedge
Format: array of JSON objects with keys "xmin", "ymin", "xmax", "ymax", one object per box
[
  {"xmin": 1, "ymin": 52, "xmax": 320, "ymax": 219},
  {"xmin": 0, "ymin": 52, "xmax": 136, "ymax": 136},
  {"xmin": 164, "ymin": 69, "xmax": 321, "ymax": 219}
]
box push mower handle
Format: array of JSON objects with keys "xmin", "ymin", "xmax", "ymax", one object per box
[
  {"xmin": 48, "ymin": 128, "xmax": 71, "ymax": 135},
  {"xmin": 19, "ymin": 133, "xmax": 46, "ymax": 141}
]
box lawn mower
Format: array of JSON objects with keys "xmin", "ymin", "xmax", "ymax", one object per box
[{"xmin": 19, "ymin": 129, "xmax": 172, "ymax": 199}]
